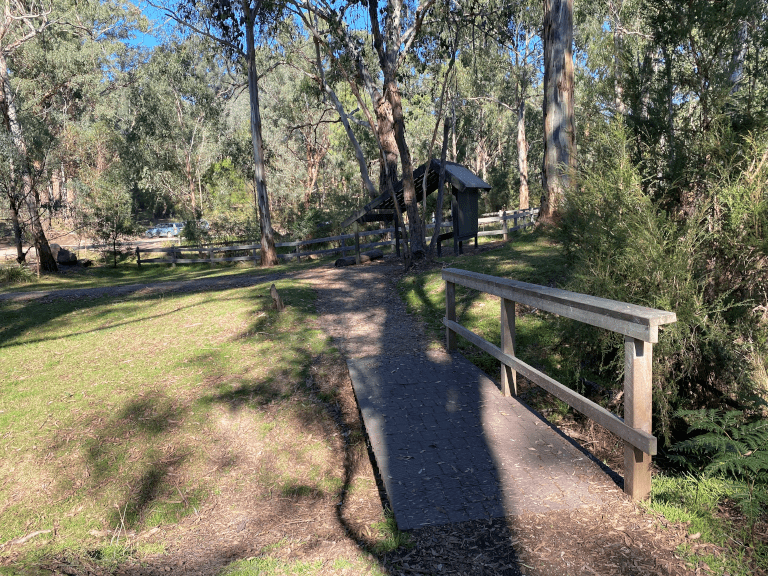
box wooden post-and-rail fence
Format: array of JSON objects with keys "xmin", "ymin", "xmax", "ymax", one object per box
[
  {"xmin": 135, "ymin": 208, "xmax": 539, "ymax": 267},
  {"xmin": 442, "ymin": 268, "xmax": 677, "ymax": 500}
]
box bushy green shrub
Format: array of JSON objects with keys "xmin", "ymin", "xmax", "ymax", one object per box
[
  {"xmin": 0, "ymin": 264, "xmax": 34, "ymax": 284},
  {"xmin": 558, "ymin": 122, "xmax": 767, "ymax": 443}
]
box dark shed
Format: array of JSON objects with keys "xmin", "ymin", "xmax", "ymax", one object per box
[{"xmin": 340, "ymin": 159, "xmax": 491, "ymax": 256}]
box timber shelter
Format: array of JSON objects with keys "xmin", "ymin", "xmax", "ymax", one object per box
[{"xmin": 340, "ymin": 159, "xmax": 492, "ymax": 257}]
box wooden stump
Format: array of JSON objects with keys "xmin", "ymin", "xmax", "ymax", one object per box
[{"xmin": 270, "ymin": 283, "xmax": 285, "ymax": 311}]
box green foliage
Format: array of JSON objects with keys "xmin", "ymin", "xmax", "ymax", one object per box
[
  {"xmin": 671, "ymin": 408, "xmax": 768, "ymax": 537},
  {"xmin": 0, "ymin": 264, "xmax": 34, "ymax": 285},
  {"xmin": 371, "ymin": 510, "xmax": 412, "ymax": 553},
  {"xmin": 558, "ymin": 121, "xmax": 767, "ymax": 443},
  {"xmin": 648, "ymin": 473, "xmax": 767, "ymax": 574}
]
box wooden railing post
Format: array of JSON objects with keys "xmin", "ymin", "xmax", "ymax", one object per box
[
  {"xmin": 624, "ymin": 336, "xmax": 653, "ymax": 500},
  {"xmin": 501, "ymin": 298, "xmax": 517, "ymax": 396},
  {"xmin": 446, "ymin": 280, "xmax": 456, "ymax": 351},
  {"xmin": 502, "ymin": 210, "xmax": 508, "ymax": 241},
  {"xmin": 356, "ymin": 225, "xmax": 362, "ymax": 263},
  {"xmin": 136, "ymin": 246, "xmax": 141, "ymax": 268}
]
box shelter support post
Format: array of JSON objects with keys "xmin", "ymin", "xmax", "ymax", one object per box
[
  {"xmin": 501, "ymin": 298, "xmax": 517, "ymax": 396},
  {"xmin": 624, "ymin": 337, "xmax": 653, "ymax": 500}
]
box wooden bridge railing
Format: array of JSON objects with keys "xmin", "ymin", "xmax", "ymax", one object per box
[{"xmin": 442, "ymin": 268, "xmax": 677, "ymax": 500}]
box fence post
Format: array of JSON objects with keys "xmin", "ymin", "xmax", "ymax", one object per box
[
  {"xmin": 445, "ymin": 280, "xmax": 456, "ymax": 351},
  {"xmin": 501, "ymin": 298, "xmax": 517, "ymax": 396},
  {"xmin": 354, "ymin": 222, "xmax": 361, "ymax": 265},
  {"xmin": 136, "ymin": 246, "xmax": 141, "ymax": 268},
  {"xmin": 252, "ymin": 245, "xmax": 258, "ymax": 264},
  {"xmin": 295, "ymin": 244, "xmax": 301, "ymax": 262},
  {"xmin": 514, "ymin": 210, "xmax": 519, "ymax": 229},
  {"xmin": 624, "ymin": 337, "xmax": 653, "ymax": 500},
  {"xmin": 208, "ymin": 246, "xmax": 214, "ymax": 266},
  {"xmin": 502, "ymin": 210, "xmax": 508, "ymax": 241},
  {"xmin": 171, "ymin": 246, "xmax": 177, "ymax": 267}
]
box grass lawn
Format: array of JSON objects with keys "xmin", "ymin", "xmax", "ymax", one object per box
[{"xmin": 0, "ymin": 271, "xmax": 389, "ymax": 574}]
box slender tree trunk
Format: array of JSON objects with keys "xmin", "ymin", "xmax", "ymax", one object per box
[
  {"xmin": 375, "ymin": 96, "xmax": 399, "ymax": 199},
  {"xmin": 0, "ymin": 52, "xmax": 57, "ymax": 271},
  {"xmin": 517, "ymin": 96, "xmax": 529, "ymax": 210},
  {"xmin": 244, "ymin": 1, "xmax": 278, "ymax": 267},
  {"xmin": 386, "ymin": 80, "xmax": 425, "ymax": 255},
  {"xmin": 428, "ymin": 118, "xmax": 450, "ymax": 258},
  {"xmin": 610, "ymin": 0, "xmax": 627, "ymax": 116},
  {"xmin": 541, "ymin": 0, "xmax": 576, "ymax": 223}
]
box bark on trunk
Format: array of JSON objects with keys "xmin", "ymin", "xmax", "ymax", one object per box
[
  {"xmin": 517, "ymin": 97, "xmax": 530, "ymax": 210},
  {"xmin": 0, "ymin": 51, "xmax": 57, "ymax": 271},
  {"xmin": 386, "ymin": 79, "xmax": 425, "ymax": 255},
  {"xmin": 428, "ymin": 119, "xmax": 450, "ymax": 258},
  {"xmin": 541, "ymin": 0, "xmax": 576, "ymax": 222},
  {"xmin": 244, "ymin": 1, "xmax": 278, "ymax": 267}
]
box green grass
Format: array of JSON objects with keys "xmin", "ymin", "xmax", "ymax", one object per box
[
  {"xmin": 647, "ymin": 474, "xmax": 768, "ymax": 575},
  {"xmin": 399, "ymin": 229, "xmax": 579, "ymax": 387},
  {"xmin": 0, "ymin": 252, "xmax": 338, "ymax": 295},
  {"xmin": 0, "ymin": 273, "xmax": 345, "ymax": 570}
]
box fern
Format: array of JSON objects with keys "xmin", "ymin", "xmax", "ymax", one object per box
[{"xmin": 671, "ymin": 409, "xmax": 768, "ymax": 541}]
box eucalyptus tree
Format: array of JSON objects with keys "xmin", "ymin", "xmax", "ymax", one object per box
[
  {"xmin": 541, "ymin": 0, "xmax": 575, "ymax": 222},
  {"xmin": 1, "ymin": 0, "xmax": 144, "ymax": 271},
  {"xmin": 121, "ymin": 38, "xmax": 226, "ymax": 219},
  {"xmin": 155, "ymin": 0, "xmax": 285, "ymax": 266},
  {"xmin": 0, "ymin": 0, "xmax": 59, "ymax": 270},
  {"xmin": 291, "ymin": 0, "xmax": 437, "ymax": 257}
]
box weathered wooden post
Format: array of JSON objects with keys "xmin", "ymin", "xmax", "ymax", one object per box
[
  {"xmin": 514, "ymin": 210, "xmax": 519, "ymax": 230},
  {"xmin": 208, "ymin": 246, "xmax": 214, "ymax": 266},
  {"xmin": 136, "ymin": 246, "xmax": 141, "ymax": 268},
  {"xmin": 624, "ymin": 337, "xmax": 654, "ymax": 500},
  {"xmin": 354, "ymin": 222, "xmax": 361, "ymax": 265},
  {"xmin": 252, "ymin": 245, "xmax": 258, "ymax": 265},
  {"xmin": 446, "ymin": 280, "xmax": 456, "ymax": 351},
  {"xmin": 501, "ymin": 298, "xmax": 517, "ymax": 396},
  {"xmin": 171, "ymin": 246, "xmax": 177, "ymax": 267},
  {"xmin": 502, "ymin": 210, "xmax": 508, "ymax": 241}
]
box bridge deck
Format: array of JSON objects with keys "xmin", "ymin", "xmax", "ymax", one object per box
[{"xmin": 348, "ymin": 353, "xmax": 623, "ymax": 530}]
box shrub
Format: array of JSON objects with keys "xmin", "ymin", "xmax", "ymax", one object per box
[
  {"xmin": 0, "ymin": 264, "xmax": 34, "ymax": 284},
  {"xmin": 557, "ymin": 122, "xmax": 767, "ymax": 444}
]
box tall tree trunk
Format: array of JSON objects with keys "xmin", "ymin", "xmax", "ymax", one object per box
[
  {"xmin": 386, "ymin": 79, "xmax": 425, "ymax": 255},
  {"xmin": 375, "ymin": 96, "xmax": 400, "ymax": 199},
  {"xmin": 517, "ymin": 97, "xmax": 530, "ymax": 210},
  {"xmin": 610, "ymin": 0, "xmax": 627, "ymax": 117},
  {"xmin": 541, "ymin": 0, "xmax": 576, "ymax": 222},
  {"xmin": 244, "ymin": 1, "xmax": 278, "ymax": 267},
  {"xmin": 0, "ymin": 52, "xmax": 57, "ymax": 271}
]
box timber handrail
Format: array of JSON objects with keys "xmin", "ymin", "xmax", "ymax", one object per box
[{"xmin": 442, "ymin": 268, "xmax": 677, "ymax": 500}]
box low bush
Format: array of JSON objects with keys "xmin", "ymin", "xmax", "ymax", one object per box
[
  {"xmin": 558, "ymin": 122, "xmax": 768, "ymax": 444},
  {"xmin": 0, "ymin": 264, "xmax": 34, "ymax": 284}
]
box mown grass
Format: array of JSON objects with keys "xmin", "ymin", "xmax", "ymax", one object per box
[
  {"xmin": 0, "ymin": 270, "xmax": 387, "ymax": 572},
  {"xmin": 399, "ymin": 229, "xmax": 580, "ymax": 391},
  {"xmin": 648, "ymin": 474, "xmax": 768, "ymax": 574},
  {"xmin": 0, "ymin": 252, "xmax": 337, "ymax": 295}
]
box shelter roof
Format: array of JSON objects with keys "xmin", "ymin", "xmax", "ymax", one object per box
[{"xmin": 340, "ymin": 159, "xmax": 491, "ymax": 228}]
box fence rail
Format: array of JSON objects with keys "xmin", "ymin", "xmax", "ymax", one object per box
[
  {"xmin": 442, "ymin": 267, "xmax": 676, "ymax": 501},
  {"xmin": 135, "ymin": 207, "xmax": 539, "ymax": 266}
]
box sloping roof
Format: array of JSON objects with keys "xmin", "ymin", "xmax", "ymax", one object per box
[{"xmin": 341, "ymin": 159, "xmax": 491, "ymax": 228}]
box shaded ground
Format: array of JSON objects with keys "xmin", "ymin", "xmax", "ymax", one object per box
[{"xmin": 0, "ymin": 253, "xmax": 710, "ymax": 575}]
